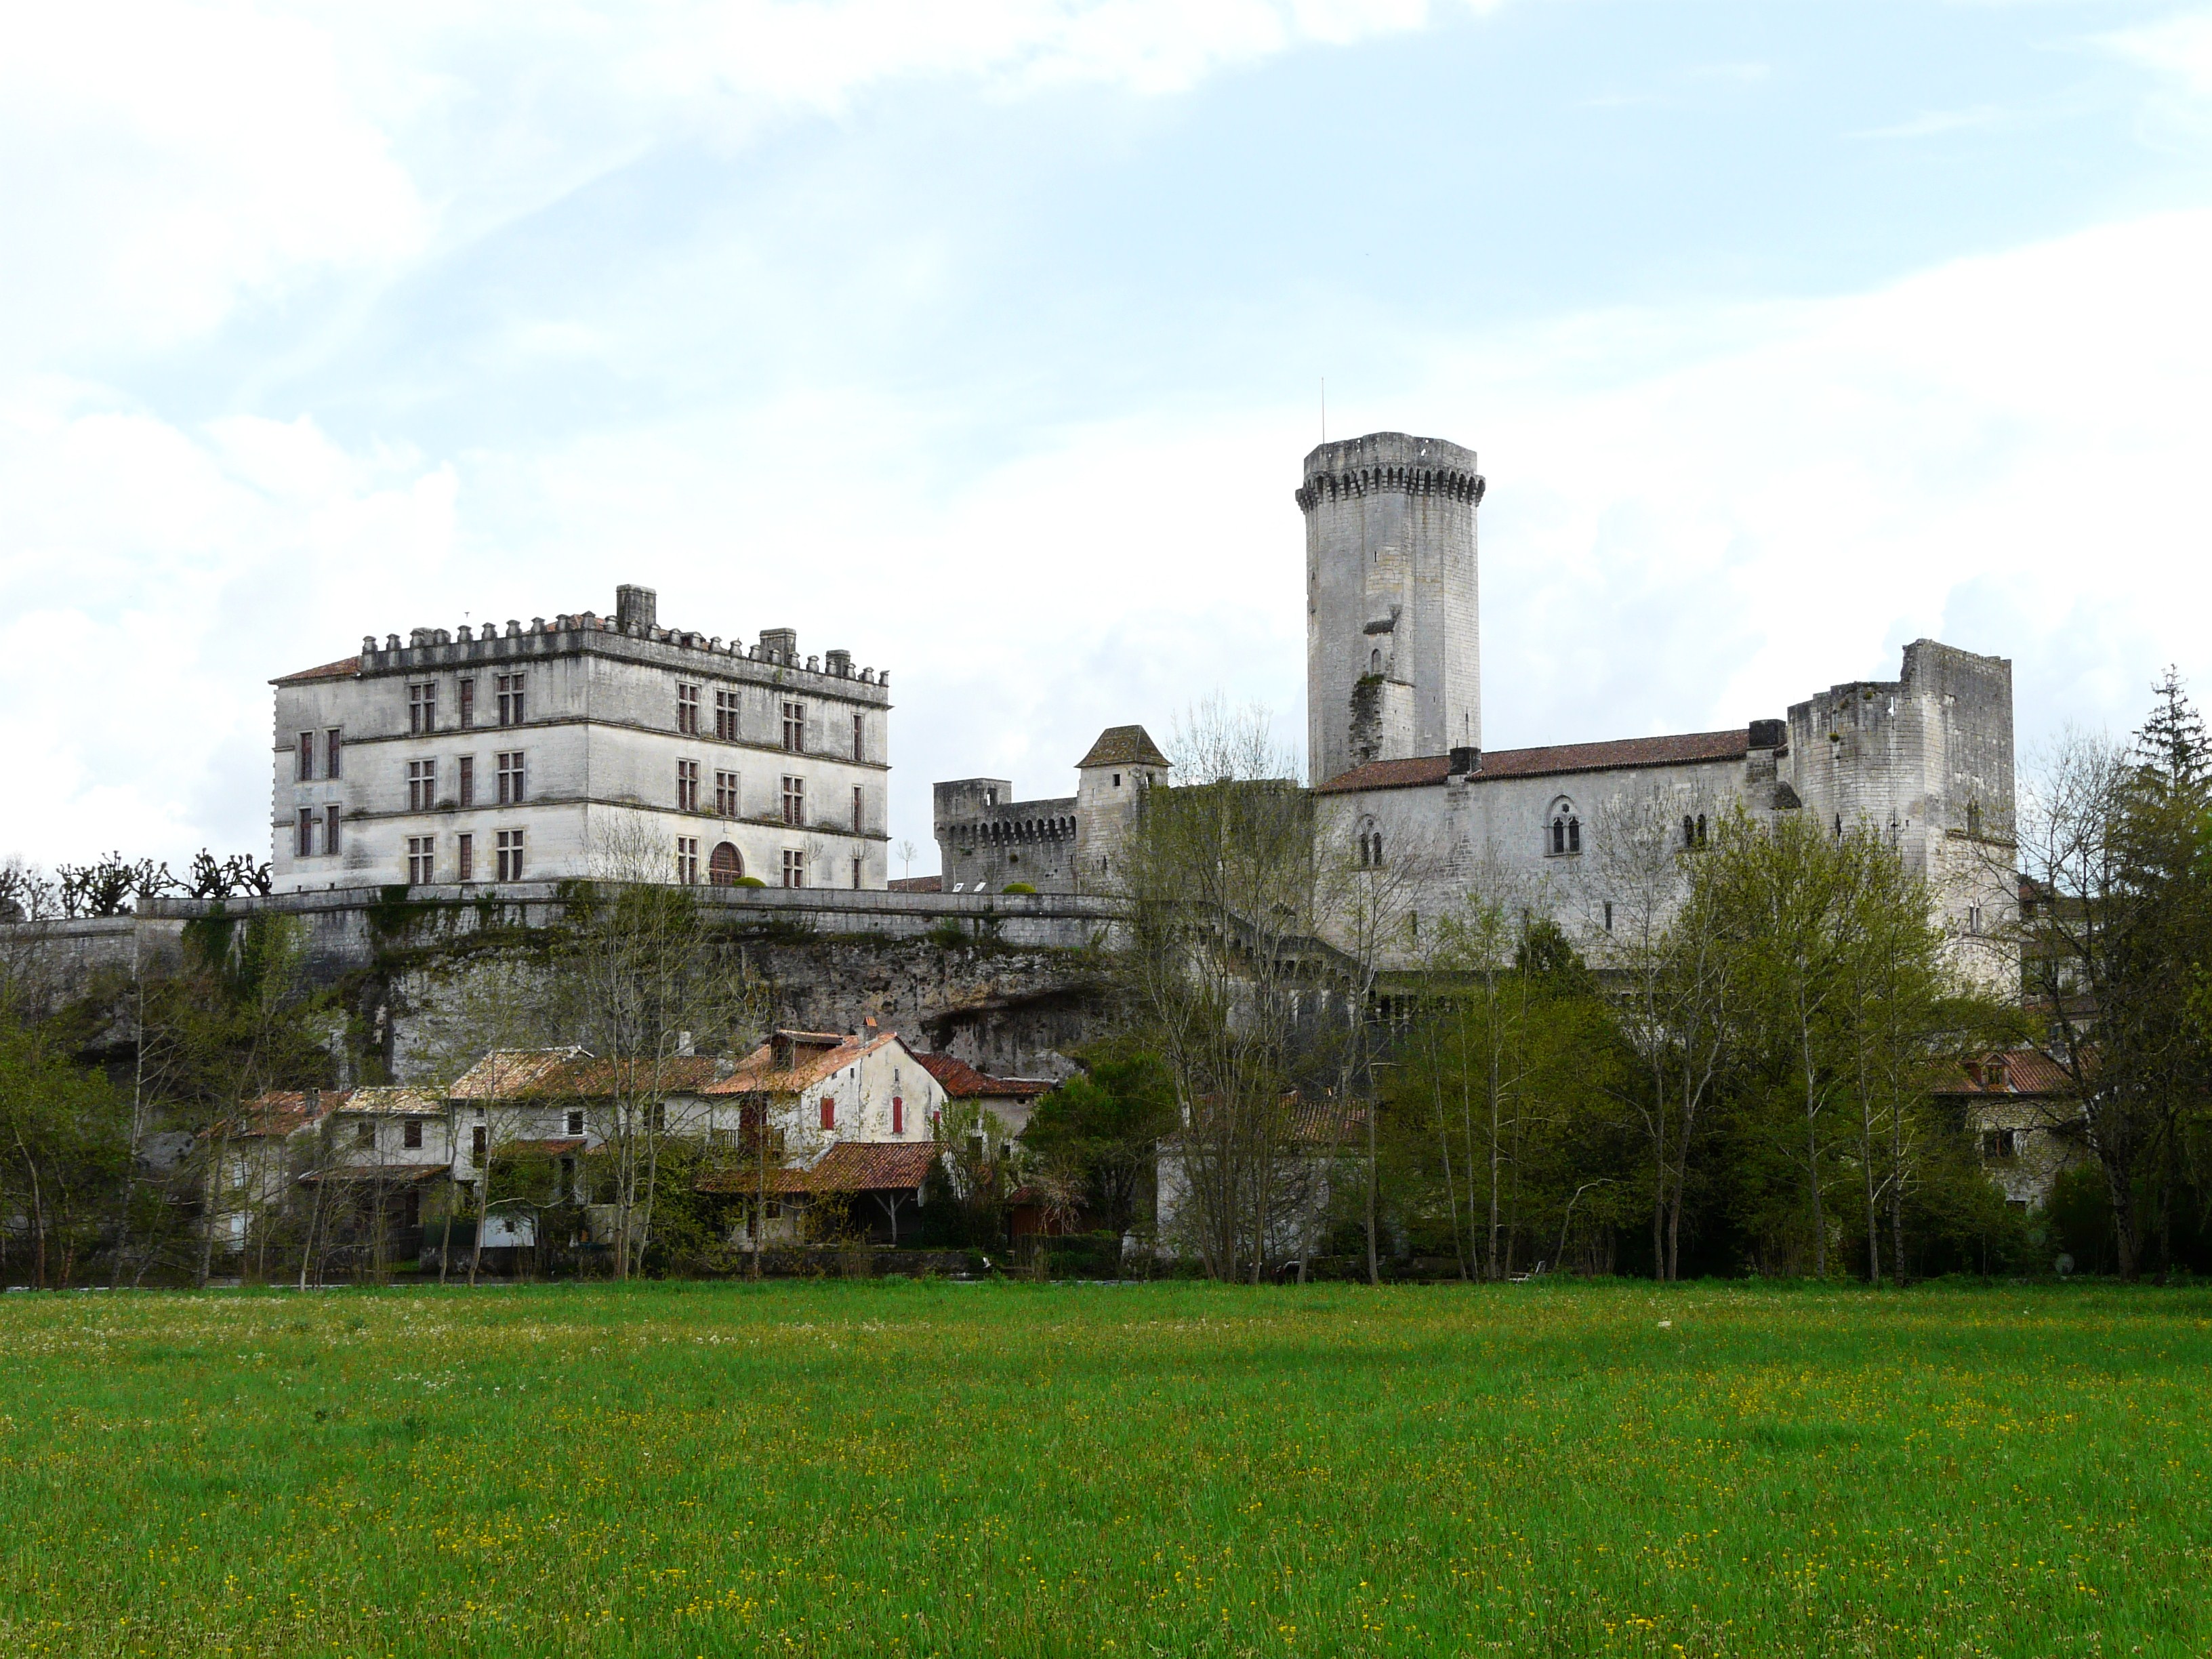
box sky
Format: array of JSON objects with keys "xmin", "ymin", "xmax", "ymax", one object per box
[{"xmin": 4, "ymin": 0, "xmax": 2211, "ymax": 878}]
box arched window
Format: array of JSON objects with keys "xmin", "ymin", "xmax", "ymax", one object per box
[
  {"xmin": 1683, "ymin": 815, "xmax": 1696, "ymax": 849},
  {"xmin": 1356, "ymin": 819, "xmax": 1382, "ymax": 867},
  {"xmin": 1696, "ymin": 814, "xmax": 1706, "ymax": 847},
  {"xmin": 1370, "ymin": 647, "xmax": 1382, "ymax": 674},
  {"xmin": 708, "ymin": 842, "xmax": 743, "ymax": 886},
  {"xmin": 1548, "ymin": 798, "xmax": 1580, "ymax": 857}
]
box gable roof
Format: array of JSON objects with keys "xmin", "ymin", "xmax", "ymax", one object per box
[
  {"xmin": 335, "ymin": 1086, "xmax": 445, "ymax": 1116},
  {"xmin": 1077, "ymin": 724, "xmax": 1170, "ymax": 771},
  {"xmin": 271, "ymin": 656, "xmax": 361, "ymax": 686},
  {"xmin": 218, "ymin": 1090, "xmax": 340, "ymax": 1140},
  {"xmin": 700, "ymin": 1029, "xmax": 911, "ymax": 1097},
  {"xmin": 1315, "ymin": 729, "xmax": 1751, "ymax": 795},
  {"xmin": 914, "ymin": 1052, "xmax": 1052, "ymax": 1101},
  {"xmin": 1933, "ymin": 1048, "xmax": 2073, "ymax": 1097},
  {"xmin": 448, "ymin": 1047, "xmax": 729, "ymax": 1101}
]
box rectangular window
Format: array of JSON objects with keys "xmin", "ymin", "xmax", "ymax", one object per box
[
  {"xmin": 325, "ymin": 804, "xmax": 342, "ymax": 857},
  {"xmin": 677, "ymin": 683, "xmax": 701, "ymax": 735},
  {"xmin": 456, "ymin": 832, "xmax": 473, "ymax": 882},
  {"xmin": 326, "ymin": 728, "xmax": 342, "ymax": 779},
  {"xmin": 781, "ymin": 700, "xmax": 805, "ymax": 753},
  {"xmin": 715, "ymin": 770, "xmax": 739, "ymax": 817},
  {"xmin": 409, "ymin": 682, "xmax": 436, "ymax": 734},
  {"xmin": 496, "ymin": 828, "xmax": 525, "ymax": 882},
  {"xmin": 497, "ymin": 751, "xmax": 525, "ymax": 805},
  {"xmin": 852, "ymin": 857, "xmax": 862, "ymax": 890},
  {"xmin": 457, "ymin": 754, "xmax": 474, "ymax": 806},
  {"xmin": 407, "ymin": 759, "xmax": 436, "ymax": 812},
  {"xmin": 852, "ymin": 784, "xmax": 863, "ymax": 833},
  {"xmin": 819, "ymin": 1095, "xmax": 835, "ymax": 1131},
  {"xmin": 407, "ymin": 836, "xmax": 434, "ymax": 885},
  {"xmin": 715, "ymin": 689, "xmax": 739, "ymax": 741},
  {"xmin": 403, "ymin": 1119, "xmax": 424, "ymax": 1151},
  {"xmin": 496, "ymin": 672, "xmax": 525, "ymax": 727},
  {"xmin": 676, "ymin": 836, "xmax": 699, "ymax": 883},
  {"xmin": 892, "ymin": 1095, "xmax": 903, "ymax": 1136},
  {"xmin": 566, "ymin": 1109, "xmax": 584, "ymax": 1136},
  {"xmin": 357, "ymin": 1120, "xmax": 375, "ymax": 1147},
  {"xmin": 295, "ymin": 814, "xmax": 314, "ymax": 858},
  {"xmin": 676, "ymin": 758, "xmax": 700, "ymax": 812},
  {"xmin": 783, "ymin": 848, "xmax": 805, "ymax": 888},
  {"xmin": 781, "ymin": 775, "xmax": 804, "ymax": 827},
  {"xmin": 296, "ymin": 731, "xmax": 314, "ymax": 781},
  {"xmin": 457, "ymin": 678, "xmax": 474, "ymax": 729},
  {"xmin": 853, "ymin": 713, "xmax": 865, "ymax": 760},
  {"xmin": 472, "ymin": 1124, "xmax": 488, "ymax": 1160}
]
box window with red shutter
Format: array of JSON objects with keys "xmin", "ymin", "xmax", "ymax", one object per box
[
  {"xmin": 819, "ymin": 1096, "xmax": 835, "ymax": 1131},
  {"xmin": 892, "ymin": 1096, "xmax": 903, "ymax": 1136}
]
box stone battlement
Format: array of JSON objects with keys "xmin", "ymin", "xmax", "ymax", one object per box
[
  {"xmin": 339, "ymin": 584, "xmax": 887, "ymax": 691},
  {"xmin": 1296, "ymin": 432, "xmax": 1486, "ymax": 512}
]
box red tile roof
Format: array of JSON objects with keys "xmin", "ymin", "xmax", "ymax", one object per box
[
  {"xmin": 1315, "ymin": 729, "xmax": 1750, "ymax": 795},
  {"xmin": 804, "ymin": 1140, "xmax": 941, "ymax": 1192},
  {"xmin": 297, "ymin": 1163, "xmax": 451, "ymax": 1185},
  {"xmin": 701, "ymin": 1030, "xmax": 909, "ymax": 1097},
  {"xmin": 216, "ymin": 1090, "xmax": 342, "ymax": 1139},
  {"xmin": 695, "ymin": 1139, "xmax": 940, "ymax": 1195},
  {"xmin": 914, "ymin": 1053, "xmax": 1052, "ymax": 1100},
  {"xmin": 888, "ymin": 874, "xmax": 942, "ymax": 893},
  {"xmin": 449, "ymin": 1048, "xmax": 728, "ymax": 1100},
  {"xmin": 1935, "ymin": 1048, "xmax": 2074, "ymax": 1097},
  {"xmin": 271, "ymin": 656, "xmax": 361, "ymax": 686}
]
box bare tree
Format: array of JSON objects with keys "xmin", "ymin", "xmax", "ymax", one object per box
[
  {"xmin": 550, "ymin": 811, "xmax": 771, "ymax": 1277},
  {"xmin": 1123, "ymin": 697, "xmax": 1324, "ymax": 1282},
  {"xmin": 1584, "ymin": 790, "xmax": 1729, "ymax": 1281}
]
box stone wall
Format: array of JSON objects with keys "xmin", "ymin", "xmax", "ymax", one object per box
[{"xmin": 1300, "ymin": 432, "xmax": 1485, "ymax": 785}]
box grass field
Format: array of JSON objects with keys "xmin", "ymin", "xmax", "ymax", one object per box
[{"xmin": 1, "ymin": 1280, "xmax": 2207, "ymax": 1658}]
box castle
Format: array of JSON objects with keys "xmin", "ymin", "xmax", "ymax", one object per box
[
  {"xmin": 924, "ymin": 430, "xmax": 2016, "ymax": 970},
  {"xmin": 269, "ymin": 584, "xmax": 891, "ymax": 893}
]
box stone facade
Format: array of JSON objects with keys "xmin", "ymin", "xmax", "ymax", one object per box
[
  {"xmin": 1307, "ymin": 432, "xmax": 2016, "ymax": 988},
  {"xmin": 1300, "ymin": 433, "xmax": 1484, "ymax": 787},
  {"xmin": 270, "ymin": 584, "xmax": 891, "ymax": 894},
  {"xmin": 933, "ymin": 725, "xmax": 1167, "ymax": 895}
]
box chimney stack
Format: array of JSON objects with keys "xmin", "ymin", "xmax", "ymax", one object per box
[{"xmin": 616, "ymin": 585, "xmax": 658, "ymax": 634}]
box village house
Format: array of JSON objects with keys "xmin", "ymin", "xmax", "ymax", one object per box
[
  {"xmin": 693, "ymin": 1027, "xmax": 949, "ymax": 1246},
  {"xmin": 1933, "ymin": 1048, "xmax": 2087, "ymax": 1208}
]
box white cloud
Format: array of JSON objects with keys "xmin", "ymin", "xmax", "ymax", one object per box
[
  {"xmin": 0, "ymin": 0, "xmax": 1477, "ymax": 369},
  {"xmin": 0, "ymin": 384, "xmax": 457, "ymax": 863}
]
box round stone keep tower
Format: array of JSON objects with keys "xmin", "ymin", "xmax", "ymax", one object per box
[{"xmin": 1297, "ymin": 432, "xmax": 1484, "ymax": 786}]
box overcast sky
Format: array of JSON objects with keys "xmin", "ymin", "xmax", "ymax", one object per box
[{"xmin": 5, "ymin": 0, "xmax": 2211, "ymax": 876}]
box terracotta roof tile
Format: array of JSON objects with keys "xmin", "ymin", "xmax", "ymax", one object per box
[
  {"xmin": 694, "ymin": 1139, "xmax": 940, "ymax": 1194},
  {"xmin": 216, "ymin": 1090, "xmax": 342, "ymax": 1139},
  {"xmin": 914, "ymin": 1053, "xmax": 1052, "ymax": 1100},
  {"xmin": 449, "ymin": 1048, "xmax": 728, "ymax": 1101},
  {"xmin": 888, "ymin": 874, "xmax": 943, "ymax": 893},
  {"xmin": 701, "ymin": 1030, "xmax": 907, "ymax": 1097},
  {"xmin": 804, "ymin": 1140, "xmax": 941, "ymax": 1192},
  {"xmin": 271, "ymin": 656, "xmax": 361, "ymax": 686},
  {"xmin": 1315, "ymin": 729, "xmax": 1751, "ymax": 795},
  {"xmin": 1935, "ymin": 1048, "xmax": 2074, "ymax": 1097}
]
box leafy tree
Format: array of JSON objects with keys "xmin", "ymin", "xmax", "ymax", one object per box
[{"xmin": 1023, "ymin": 1052, "xmax": 1176, "ymax": 1234}]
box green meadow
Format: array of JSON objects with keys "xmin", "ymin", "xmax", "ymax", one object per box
[{"xmin": 1, "ymin": 1280, "xmax": 2206, "ymax": 1658}]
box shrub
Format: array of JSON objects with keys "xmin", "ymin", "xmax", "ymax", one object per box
[
  {"xmin": 732, "ymin": 876, "xmax": 767, "ymax": 888},
  {"xmin": 1001, "ymin": 882, "xmax": 1037, "ymax": 895}
]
